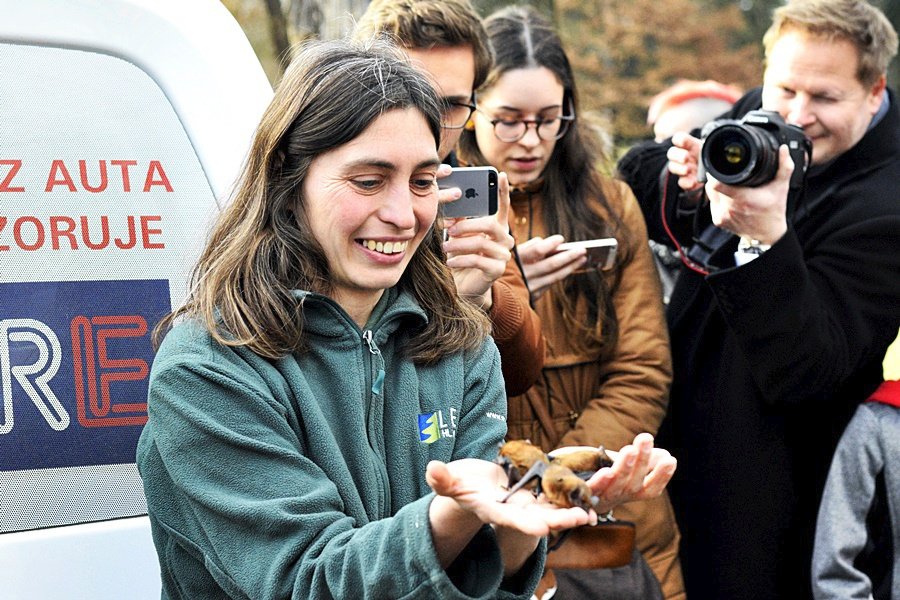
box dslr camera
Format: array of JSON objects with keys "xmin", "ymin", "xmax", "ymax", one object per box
[{"xmin": 698, "ymin": 109, "xmax": 812, "ymax": 189}]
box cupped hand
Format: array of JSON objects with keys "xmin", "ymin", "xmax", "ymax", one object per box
[
  {"xmin": 516, "ymin": 235, "xmax": 586, "ymax": 301},
  {"xmin": 426, "ymin": 458, "xmax": 594, "ymax": 537},
  {"xmin": 570, "ymin": 433, "xmax": 677, "ymax": 514}
]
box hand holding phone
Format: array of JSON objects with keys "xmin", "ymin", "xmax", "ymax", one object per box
[
  {"xmin": 517, "ymin": 235, "xmax": 581, "ymax": 301},
  {"xmin": 438, "ymin": 166, "xmax": 499, "ymax": 219},
  {"xmin": 441, "ymin": 169, "xmax": 513, "ymax": 311},
  {"xmin": 553, "ymin": 238, "xmax": 618, "ymax": 272},
  {"xmin": 519, "ymin": 236, "xmax": 618, "ymax": 301}
]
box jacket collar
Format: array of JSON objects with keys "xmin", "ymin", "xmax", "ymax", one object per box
[
  {"xmin": 290, "ymin": 287, "xmax": 427, "ymax": 340},
  {"xmin": 867, "ymin": 380, "xmax": 900, "ymax": 408},
  {"xmin": 825, "ymin": 87, "xmax": 900, "ymax": 176}
]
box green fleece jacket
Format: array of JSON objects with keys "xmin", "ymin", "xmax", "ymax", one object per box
[{"xmin": 137, "ymin": 287, "xmax": 544, "ymax": 599}]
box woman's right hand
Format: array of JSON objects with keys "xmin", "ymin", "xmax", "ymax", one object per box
[
  {"xmin": 517, "ymin": 235, "xmax": 586, "ymax": 301},
  {"xmin": 426, "ymin": 458, "xmax": 594, "ymax": 536}
]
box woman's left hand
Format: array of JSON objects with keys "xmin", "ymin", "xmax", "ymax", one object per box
[
  {"xmin": 516, "ymin": 235, "xmax": 587, "ymax": 301},
  {"xmin": 580, "ymin": 433, "xmax": 676, "ymax": 514}
]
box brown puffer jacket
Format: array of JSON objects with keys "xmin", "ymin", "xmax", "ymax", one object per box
[{"xmin": 505, "ymin": 176, "xmax": 685, "ymax": 600}]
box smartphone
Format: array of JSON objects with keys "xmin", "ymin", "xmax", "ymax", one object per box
[
  {"xmin": 554, "ymin": 238, "xmax": 618, "ymax": 271},
  {"xmin": 438, "ymin": 166, "xmax": 499, "ymax": 218}
]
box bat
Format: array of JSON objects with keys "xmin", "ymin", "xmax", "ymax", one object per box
[
  {"xmin": 496, "ymin": 439, "xmax": 549, "ymax": 488},
  {"xmin": 540, "ymin": 464, "xmax": 597, "ymax": 512},
  {"xmin": 496, "ymin": 440, "xmax": 613, "ymax": 554},
  {"xmin": 496, "ymin": 440, "xmax": 611, "ymax": 512},
  {"xmin": 500, "ymin": 460, "xmax": 599, "ymax": 511},
  {"xmin": 550, "ymin": 447, "xmax": 614, "ymax": 476}
]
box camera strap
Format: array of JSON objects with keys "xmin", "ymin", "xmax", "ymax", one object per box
[{"xmin": 685, "ymin": 223, "xmax": 735, "ymax": 273}]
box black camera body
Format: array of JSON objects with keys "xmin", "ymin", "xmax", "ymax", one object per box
[{"xmin": 698, "ymin": 109, "xmax": 812, "ymax": 189}]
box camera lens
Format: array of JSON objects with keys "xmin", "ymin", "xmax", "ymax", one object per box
[
  {"xmin": 701, "ymin": 123, "xmax": 779, "ymax": 186},
  {"xmin": 708, "ymin": 130, "xmax": 751, "ymax": 177}
]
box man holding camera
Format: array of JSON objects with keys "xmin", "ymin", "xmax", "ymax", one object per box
[{"xmin": 617, "ymin": 1, "xmax": 900, "ymax": 598}]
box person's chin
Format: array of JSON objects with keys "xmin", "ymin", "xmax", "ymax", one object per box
[
  {"xmin": 366, "ymin": 259, "xmax": 411, "ymax": 287},
  {"xmin": 507, "ymin": 168, "xmax": 540, "ymax": 187},
  {"xmin": 366, "ymin": 274, "xmax": 403, "ymax": 294},
  {"xmin": 809, "ymin": 142, "xmax": 835, "ymax": 166}
]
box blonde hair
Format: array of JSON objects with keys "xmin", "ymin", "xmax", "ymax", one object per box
[
  {"xmin": 157, "ymin": 38, "xmax": 490, "ymax": 363},
  {"xmin": 764, "ymin": 0, "xmax": 898, "ymax": 86}
]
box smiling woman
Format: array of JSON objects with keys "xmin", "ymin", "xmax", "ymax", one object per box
[
  {"xmin": 136, "ymin": 36, "xmax": 680, "ymax": 600},
  {"xmin": 135, "ymin": 37, "xmax": 677, "ymax": 600},
  {"xmin": 156, "ymin": 38, "xmax": 487, "ymax": 363}
]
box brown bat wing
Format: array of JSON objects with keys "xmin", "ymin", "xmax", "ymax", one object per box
[
  {"xmin": 497, "ymin": 439, "xmax": 549, "ymax": 488},
  {"xmin": 500, "ymin": 460, "xmax": 547, "ymax": 503}
]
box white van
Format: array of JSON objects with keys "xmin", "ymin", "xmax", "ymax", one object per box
[{"xmin": 0, "ymin": 1, "xmax": 273, "ymax": 597}]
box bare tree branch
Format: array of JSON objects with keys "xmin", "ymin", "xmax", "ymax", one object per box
[{"xmin": 263, "ymin": 0, "xmax": 291, "ymax": 72}]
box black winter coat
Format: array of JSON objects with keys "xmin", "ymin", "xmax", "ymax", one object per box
[{"xmin": 617, "ymin": 87, "xmax": 900, "ymax": 600}]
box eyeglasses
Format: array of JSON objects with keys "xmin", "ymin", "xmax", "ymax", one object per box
[
  {"xmin": 440, "ymin": 98, "xmax": 476, "ymax": 130},
  {"xmin": 476, "ymin": 109, "xmax": 575, "ymax": 142}
]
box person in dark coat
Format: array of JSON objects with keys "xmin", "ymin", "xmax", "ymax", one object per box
[{"xmin": 616, "ymin": 1, "xmax": 900, "ymax": 599}]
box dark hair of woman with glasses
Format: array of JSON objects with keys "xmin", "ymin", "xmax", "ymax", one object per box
[{"xmin": 458, "ymin": 5, "xmax": 683, "ymax": 599}]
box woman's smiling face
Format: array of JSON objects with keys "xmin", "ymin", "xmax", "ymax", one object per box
[{"xmin": 302, "ymin": 107, "xmax": 440, "ymax": 321}]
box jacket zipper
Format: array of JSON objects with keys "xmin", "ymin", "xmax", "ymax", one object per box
[{"xmin": 362, "ymin": 329, "xmax": 389, "ymax": 515}]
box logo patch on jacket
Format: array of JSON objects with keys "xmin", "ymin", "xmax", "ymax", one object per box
[{"xmin": 418, "ymin": 408, "xmax": 457, "ymax": 443}]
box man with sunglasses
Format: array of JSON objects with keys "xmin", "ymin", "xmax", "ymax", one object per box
[{"xmin": 353, "ymin": 0, "xmax": 544, "ymax": 396}]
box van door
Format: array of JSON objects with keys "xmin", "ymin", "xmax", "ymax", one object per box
[{"xmin": 0, "ymin": 1, "xmax": 272, "ymax": 597}]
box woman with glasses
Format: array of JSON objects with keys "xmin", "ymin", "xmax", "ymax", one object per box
[{"xmin": 458, "ymin": 6, "xmax": 683, "ymax": 600}]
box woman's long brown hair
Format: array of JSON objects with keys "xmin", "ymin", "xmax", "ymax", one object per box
[
  {"xmin": 156, "ymin": 39, "xmax": 490, "ymax": 363},
  {"xmin": 459, "ymin": 6, "xmax": 628, "ymax": 356}
]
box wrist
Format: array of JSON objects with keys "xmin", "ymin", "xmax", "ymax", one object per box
[
  {"xmin": 753, "ymin": 221, "xmax": 787, "ymax": 247},
  {"xmin": 737, "ymin": 237, "xmax": 772, "ymax": 255},
  {"xmin": 734, "ymin": 237, "xmax": 772, "ymax": 266},
  {"xmin": 479, "ymin": 287, "xmax": 493, "ymax": 312},
  {"xmin": 492, "ymin": 524, "xmax": 540, "ymax": 577},
  {"xmin": 429, "ymin": 495, "xmax": 484, "ymax": 569}
]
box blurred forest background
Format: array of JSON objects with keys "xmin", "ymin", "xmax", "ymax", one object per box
[{"xmin": 223, "ymin": 0, "xmax": 900, "ymax": 150}]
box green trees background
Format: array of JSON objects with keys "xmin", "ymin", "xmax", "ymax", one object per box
[{"xmin": 223, "ymin": 0, "xmax": 900, "ymax": 146}]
